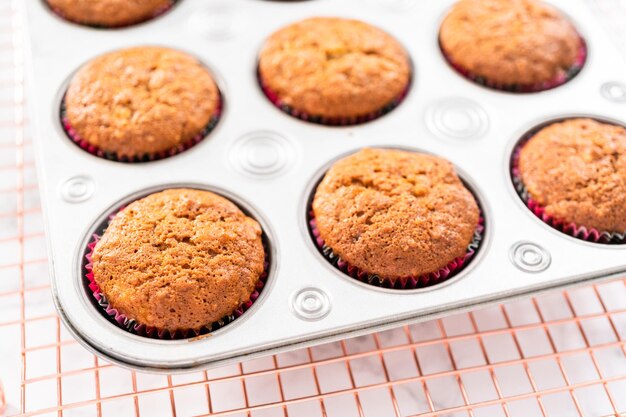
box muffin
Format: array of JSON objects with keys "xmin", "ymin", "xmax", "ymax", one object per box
[
  {"xmin": 258, "ymin": 17, "xmax": 411, "ymax": 125},
  {"xmin": 63, "ymin": 46, "xmax": 221, "ymax": 162},
  {"xmin": 46, "ymin": 0, "xmax": 175, "ymax": 28},
  {"xmin": 439, "ymin": 0, "xmax": 586, "ymax": 92},
  {"xmin": 89, "ymin": 189, "xmax": 266, "ymax": 337},
  {"xmin": 311, "ymin": 148, "xmax": 482, "ymax": 288},
  {"xmin": 516, "ymin": 119, "xmax": 626, "ymax": 241}
]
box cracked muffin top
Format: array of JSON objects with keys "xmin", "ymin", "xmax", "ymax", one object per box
[
  {"xmin": 312, "ymin": 148, "xmax": 480, "ymax": 280},
  {"xmin": 518, "ymin": 119, "xmax": 626, "ymax": 233},
  {"xmin": 65, "ymin": 46, "xmax": 220, "ymax": 159},
  {"xmin": 439, "ymin": 0, "xmax": 583, "ymax": 88},
  {"xmin": 47, "ymin": 0, "xmax": 174, "ymax": 27},
  {"xmin": 258, "ymin": 17, "xmax": 411, "ymax": 120},
  {"xmin": 92, "ymin": 188, "xmax": 265, "ymax": 333}
]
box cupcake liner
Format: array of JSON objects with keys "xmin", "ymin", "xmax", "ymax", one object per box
[
  {"xmin": 441, "ymin": 39, "xmax": 587, "ymax": 93},
  {"xmin": 308, "ymin": 212, "xmax": 485, "ymax": 290},
  {"xmin": 47, "ymin": 0, "xmax": 178, "ymax": 29},
  {"xmin": 83, "ymin": 209, "xmax": 270, "ymax": 340},
  {"xmin": 258, "ymin": 70, "xmax": 411, "ymax": 126},
  {"xmin": 511, "ymin": 139, "xmax": 626, "ymax": 244},
  {"xmin": 61, "ymin": 94, "xmax": 222, "ymax": 163}
]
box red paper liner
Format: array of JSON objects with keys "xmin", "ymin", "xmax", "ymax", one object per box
[
  {"xmin": 46, "ymin": 0, "xmax": 178, "ymax": 29},
  {"xmin": 258, "ymin": 70, "xmax": 411, "ymax": 126},
  {"xmin": 308, "ymin": 212, "xmax": 485, "ymax": 290},
  {"xmin": 83, "ymin": 209, "xmax": 270, "ymax": 340},
  {"xmin": 61, "ymin": 93, "xmax": 222, "ymax": 163},
  {"xmin": 440, "ymin": 39, "xmax": 587, "ymax": 93},
  {"xmin": 511, "ymin": 138, "xmax": 626, "ymax": 244}
]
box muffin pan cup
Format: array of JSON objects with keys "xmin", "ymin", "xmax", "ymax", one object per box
[
  {"xmin": 45, "ymin": 0, "xmax": 179, "ymax": 28},
  {"xmin": 83, "ymin": 208, "xmax": 271, "ymax": 339},
  {"xmin": 511, "ymin": 130, "xmax": 626, "ymax": 244},
  {"xmin": 24, "ymin": 0, "xmax": 626, "ymax": 372}
]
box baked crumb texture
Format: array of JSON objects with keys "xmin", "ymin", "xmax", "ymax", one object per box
[
  {"xmin": 46, "ymin": 0, "xmax": 176, "ymax": 28},
  {"xmin": 86, "ymin": 189, "xmax": 269, "ymax": 339},
  {"xmin": 439, "ymin": 0, "xmax": 586, "ymax": 92},
  {"xmin": 258, "ymin": 17, "xmax": 412, "ymax": 125},
  {"xmin": 311, "ymin": 148, "xmax": 484, "ymax": 289},
  {"xmin": 63, "ymin": 46, "xmax": 222, "ymax": 163},
  {"xmin": 513, "ymin": 118, "xmax": 626, "ymax": 243}
]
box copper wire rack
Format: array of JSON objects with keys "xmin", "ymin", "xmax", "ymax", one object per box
[{"xmin": 2, "ymin": 0, "xmax": 626, "ymax": 416}]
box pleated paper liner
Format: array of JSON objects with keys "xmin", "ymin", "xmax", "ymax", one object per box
[
  {"xmin": 440, "ymin": 39, "xmax": 587, "ymax": 93},
  {"xmin": 46, "ymin": 0, "xmax": 178, "ymax": 29},
  {"xmin": 83, "ymin": 209, "xmax": 270, "ymax": 340},
  {"xmin": 60, "ymin": 93, "xmax": 222, "ymax": 163},
  {"xmin": 308, "ymin": 212, "xmax": 485, "ymax": 290},
  {"xmin": 511, "ymin": 140, "xmax": 626, "ymax": 244},
  {"xmin": 258, "ymin": 70, "xmax": 411, "ymax": 126}
]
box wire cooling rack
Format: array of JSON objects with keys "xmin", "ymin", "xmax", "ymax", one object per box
[{"xmin": 1, "ymin": 0, "xmax": 626, "ymax": 416}]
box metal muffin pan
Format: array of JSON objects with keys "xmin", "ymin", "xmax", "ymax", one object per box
[{"xmin": 23, "ymin": 0, "xmax": 626, "ymax": 372}]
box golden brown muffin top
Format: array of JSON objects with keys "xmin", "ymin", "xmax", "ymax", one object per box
[
  {"xmin": 65, "ymin": 46, "xmax": 219, "ymax": 159},
  {"xmin": 47, "ymin": 0, "xmax": 173, "ymax": 27},
  {"xmin": 519, "ymin": 119, "xmax": 626, "ymax": 233},
  {"xmin": 92, "ymin": 189, "xmax": 265, "ymax": 333},
  {"xmin": 440, "ymin": 0, "xmax": 582, "ymax": 87},
  {"xmin": 313, "ymin": 148, "xmax": 480, "ymax": 280},
  {"xmin": 258, "ymin": 17, "xmax": 411, "ymax": 119}
]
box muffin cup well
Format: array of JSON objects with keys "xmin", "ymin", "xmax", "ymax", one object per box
[
  {"xmin": 308, "ymin": 211, "xmax": 485, "ymax": 290},
  {"xmin": 511, "ymin": 143, "xmax": 626, "ymax": 244},
  {"xmin": 258, "ymin": 71, "xmax": 410, "ymax": 126},
  {"xmin": 441, "ymin": 40, "xmax": 587, "ymax": 93},
  {"xmin": 46, "ymin": 0, "xmax": 178, "ymax": 29},
  {"xmin": 83, "ymin": 209, "xmax": 269, "ymax": 340},
  {"xmin": 61, "ymin": 94, "xmax": 222, "ymax": 163}
]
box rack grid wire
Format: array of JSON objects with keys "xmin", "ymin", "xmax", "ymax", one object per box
[{"xmin": 1, "ymin": 0, "xmax": 626, "ymax": 416}]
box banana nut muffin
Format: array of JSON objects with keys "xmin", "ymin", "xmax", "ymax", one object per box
[
  {"xmin": 64, "ymin": 46, "xmax": 220, "ymax": 161},
  {"xmin": 312, "ymin": 148, "xmax": 480, "ymax": 281},
  {"xmin": 91, "ymin": 189, "xmax": 265, "ymax": 334},
  {"xmin": 518, "ymin": 119, "xmax": 626, "ymax": 233},
  {"xmin": 439, "ymin": 0, "xmax": 585, "ymax": 91},
  {"xmin": 46, "ymin": 0, "xmax": 175, "ymax": 27},
  {"xmin": 258, "ymin": 17, "xmax": 411, "ymax": 124}
]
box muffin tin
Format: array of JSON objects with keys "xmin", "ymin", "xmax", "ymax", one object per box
[{"xmin": 24, "ymin": 0, "xmax": 626, "ymax": 372}]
